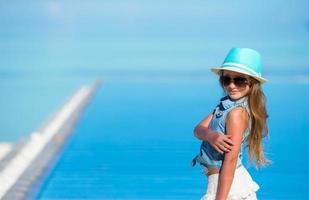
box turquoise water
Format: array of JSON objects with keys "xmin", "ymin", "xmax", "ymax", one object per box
[
  {"xmin": 1, "ymin": 0, "xmax": 309, "ymax": 199},
  {"xmin": 0, "ymin": 76, "xmax": 93, "ymax": 141},
  {"xmin": 1, "ymin": 0, "xmax": 309, "ymax": 141},
  {"xmin": 32, "ymin": 78, "xmax": 309, "ymax": 199}
]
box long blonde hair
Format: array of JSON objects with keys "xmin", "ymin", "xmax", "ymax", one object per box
[
  {"xmin": 219, "ymin": 72, "xmax": 270, "ymax": 167},
  {"xmin": 247, "ymin": 78, "xmax": 270, "ymax": 167}
]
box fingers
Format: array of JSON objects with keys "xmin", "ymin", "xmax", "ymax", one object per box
[
  {"xmin": 218, "ymin": 138, "xmax": 233, "ymax": 152},
  {"xmin": 211, "ymin": 133, "xmax": 235, "ymax": 154},
  {"xmin": 217, "ymin": 143, "xmax": 231, "ymax": 153},
  {"xmin": 224, "ymin": 135, "xmax": 235, "ymax": 146},
  {"xmin": 215, "ymin": 135, "xmax": 233, "ymax": 153},
  {"xmin": 214, "ymin": 146, "xmax": 224, "ymax": 154},
  {"xmin": 213, "ymin": 142, "xmax": 230, "ymax": 154},
  {"xmin": 221, "ymin": 143, "xmax": 232, "ymax": 152}
]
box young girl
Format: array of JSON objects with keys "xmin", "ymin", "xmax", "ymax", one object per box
[{"xmin": 192, "ymin": 48, "xmax": 269, "ymax": 200}]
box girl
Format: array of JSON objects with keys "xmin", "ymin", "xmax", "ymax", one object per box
[{"xmin": 192, "ymin": 48, "xmax": 269, "ymax": 200}]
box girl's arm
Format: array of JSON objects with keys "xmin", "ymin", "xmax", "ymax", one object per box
[
  {"xmin": 215, "ymin": 107, "xmax": 249, "ymax": 200},
  {"xmin": 194, "ymin": 113, "xmax": 234, "ymax": 154},
  {"xmin": 193, "ymin": 112, "xmax": 213, "ymax": 140}
]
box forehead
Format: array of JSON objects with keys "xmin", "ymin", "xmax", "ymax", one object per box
[{"xmin": 222, "ymin": 70, "xmax": 249, "ymax": 78}]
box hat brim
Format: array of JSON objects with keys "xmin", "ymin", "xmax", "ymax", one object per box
[{"xmin": 211, "ymin": 66, "xmax": 267, "ymax": 84}]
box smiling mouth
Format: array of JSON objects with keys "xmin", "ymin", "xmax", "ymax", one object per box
[{"xmin": 229, "ymin": 91, "xmax": 239, "ymax": 95}]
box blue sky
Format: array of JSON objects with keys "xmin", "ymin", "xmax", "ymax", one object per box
[{"xmin": 0, "ymin": 0, "xmax": 308, "ymax": 75}]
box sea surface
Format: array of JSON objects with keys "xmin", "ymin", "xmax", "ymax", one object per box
[
  {"xmin": 1, "ymin": 0, "xmax": 309, "ymax": 141},
  {"xmin": 32, "ymin": 78, "xmax": 309, "ymax": 199},
  {"xmin": 1, "ymin": 0, "xmax": 309, "ymax": 199}
]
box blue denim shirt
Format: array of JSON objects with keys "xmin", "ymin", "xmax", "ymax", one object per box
[{"xmin": 193, "ymin": 96, "xmax": 250, "ymax": 170}]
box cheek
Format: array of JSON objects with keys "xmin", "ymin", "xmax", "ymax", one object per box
[{"xmin": 241, "ymin": 86, "xmax": 250, "ymax": 95}]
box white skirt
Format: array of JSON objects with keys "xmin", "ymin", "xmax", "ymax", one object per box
[{"xmin": 201, "ymin": 166, "xmax": 259, "ymax": 200}]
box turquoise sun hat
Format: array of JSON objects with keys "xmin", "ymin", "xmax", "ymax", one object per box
[{"xmin": 211, "ymin": 47, "xmax": 267, "ymax": 83}]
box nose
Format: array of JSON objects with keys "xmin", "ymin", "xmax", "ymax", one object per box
[{"xmin": 226, "ymin": 81, "xmax": 236, "ymax": 89}]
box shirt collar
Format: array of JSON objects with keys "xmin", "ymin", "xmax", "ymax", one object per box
[{"xmin": 220, "ymin": 96, "xmax": 248, "ymax": 110}]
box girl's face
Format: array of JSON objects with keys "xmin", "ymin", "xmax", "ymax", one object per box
[{"xmin": 220, "ymin": 70, "xmax": 251, "ymax": 100}]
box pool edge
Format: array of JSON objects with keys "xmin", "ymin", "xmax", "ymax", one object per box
[{"xmin": 0, "ymin": 79, "xmax": 101, "ymax": 200}]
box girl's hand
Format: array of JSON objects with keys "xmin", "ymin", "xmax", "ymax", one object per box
[
  {"xmin": 193, "ymin": 112, "xmax": 233, "ymax": 154},
  {"xmin": 206, "ymin": 131, "xmax": 234, "ymax": 154}
]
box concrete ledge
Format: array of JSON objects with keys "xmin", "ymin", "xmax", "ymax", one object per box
[
  {"xmin": 0, "ymin": 79, "xmax": 101, "ymax": 200},
  {"xmin": 0, "ymin": 144, "xmax": 12, "ymax": 162}
]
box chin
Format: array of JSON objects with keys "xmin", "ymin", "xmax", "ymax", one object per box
[{"xmin": 228, "ymin": 94, "xmax": 242, "ymax": 100}]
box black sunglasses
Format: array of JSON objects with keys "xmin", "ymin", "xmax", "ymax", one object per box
[{"xmin": 220, "ymin": 75, "xmax": 250, "ymax": 87}]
